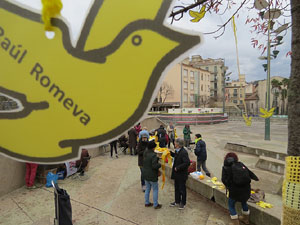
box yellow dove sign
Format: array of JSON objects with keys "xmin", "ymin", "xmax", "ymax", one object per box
[
  {"xmin": 0, "ymin": 1, "xmax": 201, "ymax": 163},
  {"xmin": 189, "ymin": 5, "xmax": 206, "ymax": 23},
  {"xmin": 242, "ymin": 114, "xmax": 252, "ymax": 126},
  {"xmin": 259, "ymin": 107, "xmax": 275, "ymax": 119}
]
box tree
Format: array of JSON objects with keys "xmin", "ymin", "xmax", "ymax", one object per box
[
  {"xmin": 199, "ymin": 95, "xmax": 210, "ymax": 108},
  {"xmin": 288, "ymin": 0, "xmax": 300, "ymax": 156},
  {"xmin": 271, "ymin": 78, "xmax": 282, "ymax": 114},
  {"xmin": 281, "ymin": 78, "xmax": 289, "ymax": 115},
  {"xmin": 170, "ymin": 0, "xmax": 298, "ymax": 156},
  {"xmin": 156, "ymin": 82, "xmax": 174, "ymax": 111},
  {"xmin": 170, "ymin": 1, "xmax": 299, "ymax": 224}
]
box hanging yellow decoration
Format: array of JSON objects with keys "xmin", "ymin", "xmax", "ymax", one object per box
[
  {"xmin": 155, "ymin": 146, "xmax": 172, "ymax": 189},
  {"xmin": 189, "ymin": 5, "xmax": 206, "ymax": 23},
  {"xmin": 259, "ymin": 107, "xmax": 275, "ymax": 118},
  {"xmin": 232, "ymin": 16, "xmax": 241, "ymax": 77},
  {"xmin": 242, "ymin": 100, "xmax": 252, "ymax": 126},
  {"xmin": 242, "ymin": 114, "xmax": 252, "ymax": 126},
  {"xmin": 41, "ymin": 0, "xmax": 63, "ymax": 31}
]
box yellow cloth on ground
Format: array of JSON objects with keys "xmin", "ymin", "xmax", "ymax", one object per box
[{"xmin": 256, "ymin": 201, "xmax": 273, "ymax": 209}]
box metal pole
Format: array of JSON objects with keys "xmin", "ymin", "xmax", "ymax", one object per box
[
  {"xmin": 223, "ymin": 71, "xmax": 225, "ymax": 114},
  {"xmin": 180, "ymin": 63, "xmax": 183, "ymax": 109},
  {"xmin": 265, "ymin": 17, "xmax": 271, "ymax": 141}
]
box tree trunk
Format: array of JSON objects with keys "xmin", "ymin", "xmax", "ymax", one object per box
[{"xmin": 288, "ymin": 0, "xmax": 300, "ymax": 156}]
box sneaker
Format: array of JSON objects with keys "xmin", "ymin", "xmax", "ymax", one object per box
[
  {"xmin": 178, "ymin": 203, "xmax": 185, "ymax": 210},
  {"xmin": 154, "ymin": 204, "xmax": 162, "ymax": 209},
  {"xmin": 169, "ymin": 202, "xmax": 177, "ymax": 207},
  {"xmin": 145, "ymin": 203, "xmax": 153, "ymax": 207}
]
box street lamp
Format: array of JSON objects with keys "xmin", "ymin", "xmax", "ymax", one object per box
[
  {"xmin": 223, "ymin": 71, "xmax": 232, "ymax": 114},
  {"xmin": 254, "ymin": 0, "xmax": 284, "ymax": 140}
]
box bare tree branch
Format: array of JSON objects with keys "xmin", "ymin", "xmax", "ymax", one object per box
[
  {"xmin": 169, "ymin": 0, "xmax": 209, "ymax": 18},
  {"xmin": 203, "ymin": 0, "xmax": 248, "ymax": 37}
]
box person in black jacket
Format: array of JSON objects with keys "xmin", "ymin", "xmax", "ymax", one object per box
[
  {"xmin": 221, "ymin": 152, "xmax": 259, "ymax": 225},
  {"xmin": 156, "ymin": 125, "xmax": 167, "ymax": 148},
  {"xmin": 118, "ymin": 135, "xmax": 128, "ymax": 154},
  {"xmin": 142, "ymin": 141, "xmax": 162, "ymax": 209},
  {"xmin": 137, "ymin": 134, "xmax": 148, "ymax": 192},
  {"xmin": 169, "ymin": 138, "xmax": 190, "ymax": 210},
  {"xmin": 194, "ymin": 134, "xmax": 210, "ymax": 177}
]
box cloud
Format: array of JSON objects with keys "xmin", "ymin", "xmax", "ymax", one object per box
[{"xmin": 168, "ymin": 0, "xmax": 291, "ymax": 82}]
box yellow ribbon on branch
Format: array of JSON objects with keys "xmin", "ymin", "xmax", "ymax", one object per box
[{"xmin": 41, "ymin": 0, "xmax": 63, "ymax": 31}]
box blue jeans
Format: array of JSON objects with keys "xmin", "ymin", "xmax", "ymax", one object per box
[
  {"xmin": 145, "ymin": 180, "xmax": 158, "ymax": 207},
  {"xmin": 228, "ymin": 198, "xmax": 249, "ymax": 216}
]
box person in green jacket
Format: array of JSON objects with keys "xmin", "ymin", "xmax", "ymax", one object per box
[
  {"xmin": 183, "ymin": 125, "xmax": 192, "ymax": 149},
  {"xmin": 142, "ymin": 141, "xmax": 162, "ymax": 209}
]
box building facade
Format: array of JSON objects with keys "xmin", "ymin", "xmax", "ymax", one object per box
[
  {"xmin": 225, "ymin": 74, "xmax": 246, "ymax": 110},
  {"xmin": 187, "ymin": 55, "xmax": 227, "ymax": 101},
  {"xmin": 152, "ymin": 61, "xmax": 211, "ymax": 111}
]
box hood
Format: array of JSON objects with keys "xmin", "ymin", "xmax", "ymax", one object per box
[{"xmin": 224, "ymin": 157, "xmax": 236, "ymax": 166}]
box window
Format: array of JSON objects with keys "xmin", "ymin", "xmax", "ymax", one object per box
[
  {"xmin": 234, "ymin": 84, "xmax": 237, "ymax": 87},
  {"xmin": 190, "ymin": 94, "xmax": 194, "ymax": 102},
  {"xmin": 190, "ymin": 83, "xmax": 194, "ymax": 90},
  {"xmin": 251, "ymin": 103, "xmax": 254, "ymax": 109},
  {"xmin": 183, "ymin": 69, "xmax": 188, "ymax": 77},
  {"xmin": 204, "ymin": 85, "xmax": 206, "ymax": 92},
  {"xmin": 233, "ymin": 100, "xmax": 238, "ymax": 104},
  {"xmin": 208, "ymin": 85, "xmax": 210, "ymax": 92},
  {"xmin": 206, "ymin": 67, "xmax": 209, "ymax": 71},
  {"xmin": 214, "ymin": 66, "xmax": 217, "ymax": 72},
  {"xmin": 184, "ymin": 94, "xmax": 188, "ymax": 102},
  {"xmin": 240, "ymin": 100, "xmax": 243, "ymax": 104},
  {"xmin": 190, "ymin": 71, "xmax": 194, "ymax": 78},
  {"xmin": 201, "ymin": 74, "xmax": 203, "ymax": 80},
  {"xmin": 184, "ymin": 82, "xmax": 188, "ymax": 89},
  {"xmin": 240, "ymin": 94, "xmax": 242, "ymax": 97},
  {"xmin": 201, "ymin": 85, "xmax": 203, "ymax": 91}
]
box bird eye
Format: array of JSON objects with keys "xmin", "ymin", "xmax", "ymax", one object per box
[{"xmin": 132, "ymin": 35, "xmax": 142, "ymax": 46}]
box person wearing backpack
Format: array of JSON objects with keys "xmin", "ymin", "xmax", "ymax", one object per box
[
  {"xmin": 194, "ymin": 134, "xmax": 211, "ymax": 177},
  {"xmin": 221, "ymin": 152, "xmax": 259, "ymax": 225},
  {"xmin": 156, "ymin": 125, "xmax": 167, "ymax": 148}
]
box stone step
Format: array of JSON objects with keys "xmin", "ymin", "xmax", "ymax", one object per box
[{"xmin": 255, "ymin": 155, "xmax": 285, "ymax": 175}]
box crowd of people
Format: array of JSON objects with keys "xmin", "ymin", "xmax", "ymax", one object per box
[
  {"xmin": 26, "ymin": 121, "xmax": 258, "ymax": 225},
  {"xmin": 118, "ymin": 122, "xmax": 259, "ymax": 225}
]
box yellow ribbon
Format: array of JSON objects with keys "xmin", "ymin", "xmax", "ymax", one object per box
[
  {"xmin": 158, "ymin": 148, "xmax": 172, "ymax": 189},
  {"xmin": 232, "ymin": 16, "xmax": 241, "ymax": 77},
  {"xmin": 41, "ymin": 0, "xmax": 63, "ymax": 31}
]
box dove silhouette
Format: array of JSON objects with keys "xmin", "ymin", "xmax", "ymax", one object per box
[{"xmin": 0, "ymin": 0, "xmax": 201, "ymax": 162}]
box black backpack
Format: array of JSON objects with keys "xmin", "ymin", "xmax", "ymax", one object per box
[{"xmin": 231, "ymin": 162, "xmax": 251, "ymax": 186}]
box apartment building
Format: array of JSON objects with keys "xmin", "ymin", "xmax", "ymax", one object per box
[
  {"xmin": 225, "ymin": 74, "xmax": 246, "ymax": 109},
  {"xmin": 187, "ymin": 55, "xmax": 228, "ymax": 101},
  {"xmin": 152, "ymin": 61, "xmax": 211, "ymax": 111}
]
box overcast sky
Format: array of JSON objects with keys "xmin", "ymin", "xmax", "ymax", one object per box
[
  {"xmin": 10, "ymin": 0, "xmax": 291, "ymax": 82},
  {"xmin": 168, "ymin": 0, "xmax": 291, "ymax": 82}
]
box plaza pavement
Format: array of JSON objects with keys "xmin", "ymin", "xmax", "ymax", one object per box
[
  {"xmin": 0, "ymin": 120, "xmax": 287, "ymax": 225},
  {"xmin": 0, "ymin": 153, "xmax": 231, "ymax": 225}
]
